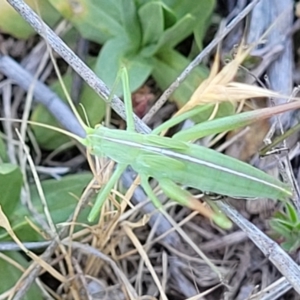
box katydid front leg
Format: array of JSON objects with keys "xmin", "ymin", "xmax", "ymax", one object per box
[
  {"xmin": 87, "ymin": 67, "xmax": 135, "ymax": 222},
  {"xmin": 88, "ymin": 163, "xmax": 128, "ymax": 222}
]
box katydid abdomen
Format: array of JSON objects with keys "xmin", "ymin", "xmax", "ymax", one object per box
[{"xmin": 86, "ymin": 126, "xmax": 292, "ymax": 201}]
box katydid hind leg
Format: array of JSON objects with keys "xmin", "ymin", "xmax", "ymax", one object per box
[
  {"xmin": 159, "ymin": 178, "xmax": 232, "ymax": 229},
  {"xmin": 140, "ymin": 176, "xmax": 163, "ymax": 209},
  {"xmin": 88, "ymin": 163, "xmax": 128, "ymax": 222}
]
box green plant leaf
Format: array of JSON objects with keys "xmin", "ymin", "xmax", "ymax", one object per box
[
  {"xmin": 0, "ymin": 173, "xmax": 94, "ymax": 242},
  {"xmin": 280, "ymin": 241, "xmax": 293, "ymax": 251},
  {"xmin": 165, "ymin": 0, "xmax": 214, "ymax": 19},
  {"xmin": 295, "ymin": 222, "xmax": 300, "ymax": 231},
  {"xmin": 285, "ymin": 202, "xmax": 298, "ymax": 224},
  {"xmin": 0, "ymin": 252, "xmax": 42, "ymax": 299},
  {"xmin": 138, "ymin": 2, "xmax": 165, "ymax": 46},
  {"xmin": 48, "ymin": 0, "xmax": 126, "ymax": 44},
  {"xmin": 154, "ymin": 14, "xmax": 196, "ymax": 52},
  {"xmin": 29, "ymin": 173, "xmax": 94, "ymax": 224},
  {"xmin": 272, "ymin": 211, "xmax": 286, "ymax": 220},
  {"xmin": 119, "ymin": 0, "xmax": 141, "ymax": 50},
  {"xmin": 0, "ymin": 219, "xmax": 40, "ymax": 242},
  {"xmin": 49, "ymin": 0, "xmax": 141, "ymax": 47},
  {"xmin": 270, "ymin": 201, "xmax": 300, "ymax": 252},
  {"xmin": 48, "ymin": 0, "xmax": 215, "ymax": 99},
  {"xmin": 155, "ymin": 0, "xmax": 215, "ymax": 50},
  {"xmin": 281, "ymin": 240, "xmax": 300, "ymax": 252},
  {"xmin": 95, "ymin": 37, "xmax": 153, "ymax": 94},
  {"xmin": 0, "ymin": 163, "xmax": 22, "ymax": 217},
  {"xmin": 31, "ymin": 104, "xmax": 70, "ymax": 150},
  {"xmin": 273, "ymin": 218, "xmax": 295, "ymax": 231},
  {"xmin": 269, "ymin": 219, "xmax": 293, "ymax": 238},
  {"xmin": 0, "ymin": 135, "xmax": 8, "ymax": 162},
  {"xmin": 192, "ymin": 0, "xmax": 215, "ymax": 50},
  {"xmin": 289, "ymin": 240, "xmax": 300, "ymax": 252},
  {"xmin": 0, "ymin": 0, "xmax": 60, "ymax": 39},
  {"xmin": 162, "ymin": 4, "xmax": 177, "ymax": 28}
]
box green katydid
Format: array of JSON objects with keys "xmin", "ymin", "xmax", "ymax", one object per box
[
  {"xmin": 53, "ymin": 67, "xmax": 294, "ymax": 227},
  {"xmin": 2, "ymin": 66, "xmax": 296, "ymax": 229}
]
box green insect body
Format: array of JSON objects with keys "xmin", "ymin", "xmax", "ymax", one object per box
[
  {"xmin": 85, "ymin": 126, "xmax": 292, "ymax": 202},
  {"xmin": 76, "ymin": 67, "xmax": 293, "ymax": 228},
  {"xmin": 10, "ymin": 67, "xmax": 291, "ymax": 229}
]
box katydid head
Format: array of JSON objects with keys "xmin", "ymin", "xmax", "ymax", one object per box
[{"xmin": 83, "ymin": 125, "xmax": 107, "ymax": 157}]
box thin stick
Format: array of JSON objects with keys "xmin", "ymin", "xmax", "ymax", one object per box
[{"xmin": 0, "ymin": 55, "xmax": 85, "ymax": 138}]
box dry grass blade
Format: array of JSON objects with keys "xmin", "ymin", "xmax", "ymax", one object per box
[
  {"xmin": 0, "ymin": 207, "xmax": 66, "ymax": 285},
  {"xmin": 61, "ymin": 241, "xmax": 139, "ymax": 299},
  {"xmin": 123, "ymin": 221, "xmax": 168, "ymax": 300},
  {"xmin": 174, "ymin": 10, "xmax": 290, "ymax": 118},
  {"xmin": 196, "ymin": 82, "xmax": 281, "ymax": 104}
]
